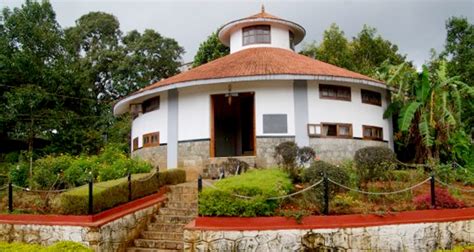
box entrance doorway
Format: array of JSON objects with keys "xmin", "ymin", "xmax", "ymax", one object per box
[{"xmin": 210, "ymin": 92, "xmax": 255, "ymax": 157}]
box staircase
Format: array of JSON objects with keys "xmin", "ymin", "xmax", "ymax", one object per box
[{"xmin": 127, "ymin": 182, "xmax": 198, "ymax": 252}]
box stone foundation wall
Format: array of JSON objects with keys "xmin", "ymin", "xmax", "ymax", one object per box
[
  {"xmin": 132, "ymin": 137, "xmax": 390, "ymax": 173},
  {"xmin": 0, "ymin": 202, "xmax": 163, "ymax": 252},
  {"xmin": 178, "ymin": 140, "xmax": 210, "ymax": 180},
  {"xmin": 256, "ymin": 136, "xmax": 295, "ymax": 167},
  {"xmin": 184, "ymin": 219, "xmax": 474, "ymax": 251},
  {"xmin": 132, "ymin": 145, "xmax": 167, "ymax": 170},
  {"xmin": 310, "ymin": 138, "xmax": 388, "ymax": 163}
]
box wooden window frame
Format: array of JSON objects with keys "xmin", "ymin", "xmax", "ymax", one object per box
[
  {"xmin": 242, "ymin": 25, "xmax": 271, "ymax": 46},
  {"xmin": 361, "ymin": 89, "xmax": 382, "ymax": 106},
  {"xmin": 319, "ymin": 84, "xmax": 351, "ymax": 101},
  {"xmin": 142, "ymin": 96, "xmax": 160, "ymax": 113},
  {"xmin": 143, "ymin": 132, "xmax": 160, "ymax": 148},
  {"xmin": 321, "ymin": 122, "xmax": 353, "ymax": 138},
  {"xmin": 132, "ymin": 137, "xmax": 139, "ymax": 151},
  {"xmin": 362, "ymin": 125, "xmax": 383, "ymax": 141},
  {"xmin": 307, "ymin": 124, "xmax": 321, "ymax": 137}
]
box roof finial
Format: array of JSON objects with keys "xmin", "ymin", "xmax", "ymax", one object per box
[{"xmin": 261, "ymin": 4, "xmax": 265, "ymax": 13}]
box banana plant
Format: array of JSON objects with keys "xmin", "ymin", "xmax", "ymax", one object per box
[{"xmin": 382, "ymin": 60, "xmax": 473, "ymax": 161}]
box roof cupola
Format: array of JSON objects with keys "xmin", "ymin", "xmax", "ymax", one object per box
[{"xmin": 218, "ymin": 6, "xmax": 305, "ymax": 53}]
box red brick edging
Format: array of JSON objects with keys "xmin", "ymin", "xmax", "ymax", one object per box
[
  {"xmin": 0, "ymin": 187, "xmax": 168, "ymax": 227},
  {"xmin": 187, "ymin": 207, "xmax": 474, "ymax": 231}
]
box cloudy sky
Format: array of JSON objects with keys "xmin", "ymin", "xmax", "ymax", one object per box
[{"xmin": 2, "ymin": 0, "xmax": 473, "ymax": 68}]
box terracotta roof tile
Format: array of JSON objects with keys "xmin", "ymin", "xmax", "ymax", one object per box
[{"xmin": 139, "ymin": 47, "xmax": 383, "ymax": 93}]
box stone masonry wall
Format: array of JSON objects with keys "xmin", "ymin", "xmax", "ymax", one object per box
[
  {"xmin": 178, "ymin": 140, "xmax": 210, "ymax": 180},
  {"xmin": 310, "ymin": 138, "xmax": 388, "ymax": 163},
  {"xmin": 132, "ymin": 145, "xmax": 167, "ymax": 170},
  {"xmin": 184, "ymin": 219, "xmax": 474, "ymax": 251},
  {"xmin": 256, "ymin": 137, "xmax": 295, "ymax": 167},
  {"xmin": 0, "ymin": 201, "xmax": 163, "ymax": 252}
]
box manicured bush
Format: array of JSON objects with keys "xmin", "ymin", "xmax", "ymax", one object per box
[
  {"xmin": 354, "ymin": 146, "xmax": 397, "ymax": 185},
  {"xmin": 0, "ymin": 241, "xmax": 92, "ymax": 252},
  {"xmin": 58, "ymin": 169, "xmax": 186, "ymax": 215},
  {"xmin": 274, "ymin": 141, "xmax": 315, "ymax": 181},
  {"xmin": 413, "ymin": 188, "xmax": 465, "ymax": 210},
  {"xmin": 301, "ymin": 160, "xmax": 349, "ymax": 209},
  {"xmin": 199, "ymin": 169, "xmax": 292, "ymax": 217},
  {"xmin": 32, "ymin": 154, "xmax": 73, "ymax": 189}
]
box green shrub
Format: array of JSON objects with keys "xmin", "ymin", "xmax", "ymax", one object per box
[
  {"xmin": 9, "ymin": 162, "xmax": 29, "ymax": 187},
  {"xmin": 199, "ymin": 169, "xmax": 292, "ymax": 217},
  {"xmin": 274, "ymin": 141, "xmax": 315, "ymax": 181},
  {"xmin": 58, "ymin": 169, "xmax": 185, "ymax": 215},
  {"xmin": 301, "ymin": 161, "xmax": 349, "ymax": 210},
  {"xmin": 354, "ymin": 146, "xmax": 397, "ymax": 185},
  {"xmin": 0, "ymin": 241, "xmax": 92, "ymax": 252},
  {"xmin": 63, "ymin": 156, "xmax": 98, "ymax": 188},
  {"xmin": 32, "ymin": 154, "xmax": 73, "ymax": 189}
]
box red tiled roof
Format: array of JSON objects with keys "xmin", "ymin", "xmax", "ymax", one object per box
[
  {"xmin": 244, "ymin": 10, "xmax": 282, "ymax": 20},
  {"xmin": 139, "ymin": 47, "xmax": 383, "ymax": 93}
]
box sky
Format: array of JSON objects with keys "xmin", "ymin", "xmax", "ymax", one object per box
[{"xmin": 2, "ymin": 0, "xmax": 473, "ymax": 69}]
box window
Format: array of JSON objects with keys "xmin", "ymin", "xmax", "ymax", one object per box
[
  {"xmin": 307, "ymin": 124, "xmax": 321, "ymax": 137},
  {"xmin": 289, "ymin": 31, "xmax": 295, "ymax": 50},
  {"xmin": 132, "ymin": 137, "xmax": 139, "ymax": 151},
  {"xmin": 243, "ymin": 25, "xmax": 271, "ymax": 46},
  {"xmin": 361, "ymin": 89, "xmax": 382, "ymax": 106},
  {"xmin": 363, "ymin": 126, "xmax": 383, "ymax": 141},
  {"xmin": 143, "ymin": 132, "xmax": 160, "ymax": 148},
  {"xmin": 319, "ymin": 84, "xmax": 351, "ymax": 101},
  {"xmin": 142, "ymin": 96, "xmax": 160, "ymax": 113},
  {"xmin": 321, "ymin": 123, "xmax": 352, "ymax": 138}
]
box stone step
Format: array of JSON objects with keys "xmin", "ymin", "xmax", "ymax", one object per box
[
  {"xmin": 159, "ymin": 207, "xmax": 197, "ymax": 216},
  {"xmin": 154, "ymin": 215, "xmax": 194, "ymax": 224},
  {"xmin": 127, "ymin": 248, "xmax": 179, "ymax": 252},
  {"xmin": 166, "ymin": 193, "xmax": 198, "ymax": 202},
  {"xmin": 134, "ymin": 239, "xmax": 184, "ymax": 250},
  {"xmin": 142, "ymin": 231, "xmax": 183, "ymax": 241},
  {"xmin": 148, "ymin": 223, "xmax": 185, "ymax": 232},
  {"xmin": 166, "ymin": 202, "xmax": 198, "ymax": 210}
]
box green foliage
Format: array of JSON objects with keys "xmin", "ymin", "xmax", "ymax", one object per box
[
  {"xmin": 199, "ymin": 169, "xmax": 292, "ymax": 217},
  {"xmin": 59, "ymin": 169, "xmax": 185, "ymax": 214},
  {"xmin": 330, "ymin": 194, "xmax": 363, "ymax": 214},
  {"xmin": 301, "ymin": 24, "xmax": 408, "ymax": 77},
  {"xmin": 0, "ymin": 241, "xmax": 92, "ymax": 252},
  {"xmin": 193, "ymin": 31, "xmax": 229, "ymax": 67},
  {"xmin": 28, "ymin": 144, "xmax": 152, "ymax": 190},
  {"xmin": 354, "ymin": 146, "xmax": 397, "ymax": 184},
  {"xmin": 301, "ymin": 160, "xmax": 349, "ymax": 209},
  {"xmin": 274, "ymin": 141, "xmax": 315, "ymax": 181},
  {"xmin": 0, "ymin": 3, "xmax": 184, "ymax": 158},
  {"xmin": 8, "ymin": 162, "xmax": 29, "ymax": 187}
]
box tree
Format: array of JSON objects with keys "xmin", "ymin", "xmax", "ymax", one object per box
[
  {"xmin": 193, "ymin": 31, "xmax": 229, "ymax": 67},
  {"xmin": 300, "ymin": 23, "xmax": 353, "ymax": 70},
  {"xmin": 442, "ymin": 17, "xmax": 474, "ymax": 137},
  {"xmin": 301, "ymin": 24, "xmax": 410, "ymax": 78},
  {"xmin": 351, "ymin": 25, "xmax": 407, "ymax": 76},
  {"xmin": 383, "ymin": 61, "xmax": 473, "ymax": 163}
]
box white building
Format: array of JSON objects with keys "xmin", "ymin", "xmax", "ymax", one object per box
[{"xmin": 113, "ymin": 8, "xmax": 393, "ymax": 177}]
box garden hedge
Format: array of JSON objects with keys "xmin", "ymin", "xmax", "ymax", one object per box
[
  {"xmin": 0, "ymin": 241, "xmax": 92, "ymax": 252},
  {"xmin": 199, "ymin": 169, "xmax": 292, "ymax": 217},
  {"xmin": 58, "ymin": 169, "xmax": 186, "ymax": 215}
]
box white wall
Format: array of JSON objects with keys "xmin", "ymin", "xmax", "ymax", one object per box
[
  {"xmin": 177, "ymin": 80, "xmax": 295, "ymax": 141},
  {"xmin": 131, "ymin": 92, "xmax": 168, "ymax": 148},
  {"xmin": 131, "ymin": 80, "xmax": 392, "ymax": 149},
  {"xmin": 307, "ymin": 81, "xmax": 391, "ymax": 141},
  {"xmin": 230, "ymin": 24, "xmax": 292, "ymax": 53}
]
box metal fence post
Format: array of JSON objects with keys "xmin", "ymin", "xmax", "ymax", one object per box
[
  {"xmin": 8, "ymin": 182, "xmax": 13, "ymax": 213},
  {"xmin": 128, "ymin": 172, "xmax": 132, "ymax": 201},
  {"xmin": 430, "ymin": 174, "xmax": 436, "ymax": 208},
  {"xmin": 88, "ymin": 179, "xmax": 93, "ymax": 215},
  {"xmin": 198, "ymin": 175, "xmax": 202, "ymax": 193},
  {"xmin": 323, "ymin": 172, "xmax": 329, "ymax": 215}
]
